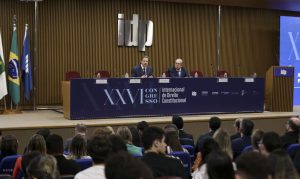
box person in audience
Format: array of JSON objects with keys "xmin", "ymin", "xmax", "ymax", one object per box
[
  {"xmin": 13, "ymin": 134, "xmax": 47, "ymax": 179},
  {"xmin": 192, "ymin": 138, "xmax": 221, "ymax": 179},
  {"xmin": 168, "ymin": 58, "xmax": 189, "ymax": 77},
  {"xmin": 75, "ymin": 135, "xmax": 112, "ymax": 179},
  {"xmin": 108, "ymin": 135, "xmax": 127, "ymax": 153},
  {"xmin": 64, "ymin": 123, "xmax": 87, "ymax": 152},
  {"xmin": 131, "ymin": 56, "xmax": 153, "ymax": 78},
  {"xmin": 259, "ymin": 131, "xmax": 282, "ymax": 156},
  {"xmin": 195, "ymin": 116, "xmax": 221, "ymax": 153},
  {"xmin": 281, "ymin": 117, "xmax": 300, "ymax": 149},
  {"xmin": 21, "ymin": 151, "xmax": 41, "ymax": 179},
  {"xmin": 116, "ymin": 126, "xmax": 142, "ymax": 156},
  {"xmin": 268, "ymin": 149, "xmax": 299, "ymax": 179},
  {"xmin": 129, "ymin": 126, "xmax": 141, "ymax": 147},
  {"xmin": 0, "ymin": 134, "xmax": 18, "ymax": 162},
  {"xmin": 206, "ymin": 150, "xmax": 235, "ymax": 179},
  {"xmin": 46, "ymin": 134, "xmax": 80, "ymax": 175},
  {"xmin": 230, "ymin": 118, "xmax": 242, "ymax": 140},
  {"xmin": 93, "ymin": 127, "xmax": 114, "ymax": 137},
  {"xmin": 105, "ymin": 151, "xmax": 154, "ymax": 179},
  {"xmin": 251, "ymin": 129, "xmax": 264, "ymax": 152},
  {"xmin": 137, "ymin": 121, "xmax": 149, "ymax": 135},
  {"xmin": 231, "ymin": 119, "xmax": 254, "ymax": 159},
  {"xmin": 172, "ymin": 115, "xmax": 194, "ymax": 143},
  {"xmin": 165, "ymin": 131, "xmax": 188, "ymax": 154},
  {"xmin": 235, "ymin": 152, "xmax": 270, "ymax": 179},
  {"xmin": 105, "ymin": 126, "xmax": 115, "ymax": 135},
  {"xmin": 213, "ymin": 128, "xmax": 233, "ymax": 159},
  {"xmin": 66, "ymin": 134, "xmax": 91, "ymax": 160},
  {"xmin": 141, "ymin": 126, "xmax": 185, "ymax": 178},
  {"xmin": 26, "ymin": 154, "xmax": 60, "ymax": 179},
  {"xmin": 36, "ymin": 128, "xmax": 51, "ymax": 141}
]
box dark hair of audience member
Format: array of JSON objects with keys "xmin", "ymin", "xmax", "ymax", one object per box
[
  {"xmin": 251, "ymin": 129, "xmax": 264, "ymax": 151},
  {"xmin": 1, "ymin": 134, "xmax": 18, "ymax": 157},
  {"xmin": 235, "ymin": 118, "xmax": 241, "ymax": 129},
  {"xmin": 172, "ymin": 115, "xmax": 184, "ymax": 129},
  {"xmin": 69, "ymin": 134, "xmax": 87, "ymax": 159},
  {"xmin": 108, "ymin": 135, "xmax": 127, "ymax": 153},
  {"xmin": 36, "ymin": 128, "xmax": 51, "ymax": 141},
  {"xmin": 235, "ymin": 152, "xmax": 270, "ymax": 179},
  {"xmin": 142, "ymin": 126, "xmax": 165, "ymax": 150},
  {"xmin": 262, "ymin": 131, "xmax": 281, "ymax": 154},
  {"xmin": 75, "ymin": 123, "xmax": 87, "ymax": 134},
  {"xmin": 268, "ymin": 149, "xmax": 299, "ymax": 179},
  {"xmin": 206, "ymin": 150, "xmax": 235, "ymax": 179},
  {"xmin": 288, "ymin": 119, "xmax": 299, "ymax": 132},
  {"xmin": 165, "ymin": 131, "xmax": 184, "ymax": 152},
  {"xmin": 26, "ymin": 154, "xmax": 60, "ymax": 179},
  {"xmin": 129, "ymin": 126, "xmax": 141, "ymax": 147},
  {"xmin": 46, "ymin": 134, "xmax": 64, "ymax": 156},
  {"xmin": 241, "ymin": 119, "xmax": 254, "ymax": 136},
  {"xmin": 209, "ymin": 116, "xmax": 221, "ymax": 131},
  {"xmin": 87, "ymin": 136, "xmax": 112, "ymax": 164},
  {"xmin": 27, "ymin": 134, "xmax": 47, "ymax": 155},
  {"xmin": 164, "ymin": 124, "xmax": 178, "ymax": 134},
  {"xmin": 21, "ymin": 151, "xmax": 42, "ymax": 179},
  {"xmin": 199, "ymin": 138, "xmax": 221, "ymax": 167},
  {"xmin": 105, "ymin": 151, "xmax": 154, "ymax": 179},
  {"xmin": 137, "ymin": 121, "xmax": 149, "ymax": 132}
]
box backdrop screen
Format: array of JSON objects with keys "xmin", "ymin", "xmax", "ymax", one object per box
[{"xmin": 280, "ymin": 16, "xmax": 300, "ymax": 105}]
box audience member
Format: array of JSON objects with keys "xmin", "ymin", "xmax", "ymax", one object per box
[
  {"xmin": 165, "ymin": 131, "xmax": 188, "ymax": 154},
  {"xmin": 46, "ymin": 134, "xmax": 80, "ymax": 175},
  {"xmin": 172, "ymin": 115, "xmax": 194, "ymax": 140},
  {"xmin": 213, "ymin": 128, "xmax": 233, "ymax": 159},
  {"xmin": 36, "ymin": 128, "xmax": 51, "ymax": 141},
  {"xmin": 108, "ymin": 135, "xmax": 127, "ymax": 153},
  {"xmin": 259, "ymin": 131, "xmax": 281, "ymax": 156},
  {"xmin": 66, "ymin": 134, "xmax": 91, "ymax": 160},
  {"xmin": 93, "ymin": 127, "xmax": 114, "ymax": 137},
  {"xmin": 128, "ymin": 126, "xmax": 141, "ymax": 147},
  {"xmin": 235, "ymin": 152, "xmax": 270, "ymax": 179},
  {"xmin": 116, "ymin": 126, "xmax": 142, "ymax": 156},
  {"xmin": 13, "ymin": 134, "xmax": 46, "ymax": 179},
  {"xmin": 195, "ymin": 116, "xmax": 221, "ymax": 153},
  {"xmin": 26, "ymin": 154, "xmax": 60, "ymax": 179},
  {"xmin": 281, "ymin": 117, "xmax": 300, "ymax": 149},
  {"xmin": 75, "ymin": 136, "xmax": 112, "ymax": 179},
  {"xmin": 251, "ymin": 129, "xmax": 264, "ymax": 152},
  {"xmin": 192, "ymin": 138, "xmax": 221, "ymax": 179},
  {"xmin": 105, "ymin": 151, "xmax": 154, "ymax": 179},
  {"xmin": 206, "ymin": 150, "xmax": 235, "ymax": 179},
  {"xmin": 141, "ymin": 126, "xmax": 185, "ymax": 179},
  {"xmin": 64, "ymin": 123, "xmax": 87, "ymax": 152},
  {"xmin": 0, "ymin": 134, "xmax": 18, "ymax": 162},
  {"xmin": 137, "ymin": 121, "xmax": 149, "ymax": 135},
  {"xmin": 131, "ymin": 56, "xmax": 153, "ymax": 78},
  {"xmin": 168, "ymin": 58, "xmax": 189, "ymax": 77},
  {"xmin": 21, "ymin": 151, "xmax": 41, "ymax": 179},
  {"xmin": 231, "ymin": 119, "xmax": 254, "ymax": 159},
  {"xmin": 268, "ymin": 149, "xmax": 299, "ymax": 179},
  {"xmin": 230, "ymin": 118, "xmax": 242, "ymax": 140}
]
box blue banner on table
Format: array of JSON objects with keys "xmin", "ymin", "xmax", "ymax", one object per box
[
  {"xmin": 280, "ymin": 16, "xmax": 300, "ymax": 105},
  {"xmin": 70, "ymin": 78, "xmax": 264, "ymax": 119}
]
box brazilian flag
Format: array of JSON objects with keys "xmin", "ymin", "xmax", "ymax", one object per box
[{"xmin": 8, "ymin": 23, "xmax": 20, "ymax": 105}]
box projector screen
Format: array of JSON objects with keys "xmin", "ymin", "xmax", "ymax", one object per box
[{"xmin": 280, "ymin": 16, "xmax": 300, "ymax": 105}]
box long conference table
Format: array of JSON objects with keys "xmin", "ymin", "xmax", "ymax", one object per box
[{"xmin": 61, "ymin": 77, "xmax": 265, "ymax": 120}]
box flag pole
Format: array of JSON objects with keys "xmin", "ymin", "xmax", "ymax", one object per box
[{"xmin": 3, "ymin": 97, "xmax": 7, "ymax": 111}]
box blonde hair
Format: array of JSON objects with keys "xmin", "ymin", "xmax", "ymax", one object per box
[{"xmin": 213, "ymin": 128, "xmax": 233, "ymax": 159}]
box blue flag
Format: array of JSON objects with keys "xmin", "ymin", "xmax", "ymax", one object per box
[{"xmin": 21, "ymin": 24, "xmax": 32, "ymax": 101}]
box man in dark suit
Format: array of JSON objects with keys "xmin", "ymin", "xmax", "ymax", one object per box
[
  {"xmin": 231, "ymin": 119, "xmax": 254, "ymax": 159},
  {"xmin": 131, "ymin": 56, "xmax": 153, "ymax": 78},
  {"xmin": 281, "ymin": 117, "xmax": 300, "ymax": 149},
  {"xmin": 168, "ymin": 58, "xmax": 189, "ymax": 77}
]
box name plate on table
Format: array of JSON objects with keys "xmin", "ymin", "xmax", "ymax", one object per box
[
  {"xmin": 95, "ymin": 79, "xmax": 107, "ymax": 84},
  {"xmin": 129, "ymin": 79, "xmax": 141, "ymax": 84},
  {"xmin": 244, "ymin": 78, "xmax": 254, "ymax": 82},
  {"xmin": 218, "ymin": 78, "xmax": 228, "ymax": 83},
  {"xmin": 159, "ymin": 78, "xmax": 170, "ymax": 83}
]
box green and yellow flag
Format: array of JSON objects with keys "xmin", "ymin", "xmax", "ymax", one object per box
[{"xmin": 8, "ymin": 23, "xmax": 20, "ymax": 105}]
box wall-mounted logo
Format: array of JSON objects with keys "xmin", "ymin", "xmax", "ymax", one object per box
[{"xmin": 118, "ymin": 13, "xmax": 153, "ymax": 51}]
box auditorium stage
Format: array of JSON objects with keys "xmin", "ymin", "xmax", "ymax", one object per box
[{"xmin": 0, "ymin": 107, "xmax": 299, "ymax": 153}]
